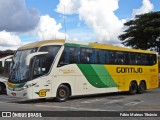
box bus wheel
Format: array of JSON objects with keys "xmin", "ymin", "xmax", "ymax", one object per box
[
  {"xmin": 138, "ymin": 81, "xmax": 146, "ymax": 94},
  {"xmin": 55, "ymin": 84, "xmax": 70, "ymax": 102},
  {"xmin": 129, "ymin": 81, "xmax": 137, "ymax": 95},
  {"xmin": 0, "ymin": 83, "xmax": 5, "ymax": 94}
]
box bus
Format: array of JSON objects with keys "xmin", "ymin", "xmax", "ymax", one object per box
[
  {"xmin": 7, "ymin": 40, "xmax": 159, "ymax": 102},
  {"xmin": 0, "ymin": 55, "xmax": 13, "ymax": 93},
  {"xmin": 158, "ymin": 55, "xmax": 160, "ymax": 82}
]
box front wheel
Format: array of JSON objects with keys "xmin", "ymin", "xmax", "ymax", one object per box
[
  {"xmin": 55, "ymin": 85, "xmax": 70, "ymax": 102},
  {"xmin": 138, "ymin": 81, "xmax": 146, "ymax": 94},
  {"xmin": 129, "ymin": 82, "xmax": 138, "ymax": 95},
  {"xmin": 0, "ymin": 83, "xmax": 5, "ymax": 94}
]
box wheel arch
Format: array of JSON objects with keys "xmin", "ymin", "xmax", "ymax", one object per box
[
  {"xmin": 0, "ymin": 82, "xmax": 6, "ymax": 92},
  {"xmin": 130, "ymin": 80, "xmax": 138, "ymax": 86},
  {"xmin": 0, "ymin": 82, "xmax": 6, "ymax": 88}
]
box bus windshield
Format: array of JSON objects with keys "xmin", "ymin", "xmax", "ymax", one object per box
[
  {"xmin": 9, "ymin": 48, "xmax": 37, "ymax": 83},
  {"xmin": 9, "ymin": 45, "xmax": 61, "ymax": 83}
]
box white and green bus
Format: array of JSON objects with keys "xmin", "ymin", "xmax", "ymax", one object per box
[
  {"xmin": 0, "ymin": 55, "xmax": 13, "ymax": 93},
  {"xmin": 7, "ymin": 40, "xmax": 159, "ymax": 102}
]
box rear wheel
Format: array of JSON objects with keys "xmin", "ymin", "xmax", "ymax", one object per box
[
  {"xmin": 138, "ymin": 81, "xmax": 146, "ymax": 94},
  {"xmin": 55, "ymin": 84, "xmax": 70, "ymax": 102},
  {"xmin": 129, "ymin": 81, "xmax": 138, "ymax": 95}
]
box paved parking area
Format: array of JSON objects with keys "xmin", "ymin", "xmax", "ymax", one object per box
[
  {"xmin": 0, "ymin": 88, "xmax": 160, "ymax": 112},
  {"xmin": 0, "ymin": 88, "xmax": 160, "ymax": 119}
]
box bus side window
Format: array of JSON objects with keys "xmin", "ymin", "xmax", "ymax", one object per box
[
  {"xmin": 33, "ymin": 55, "xmax": 47, "ymax": 78},
  {"xmin": 58, "ymin": 47, "xmax": 69, "ymax": 66},
  {"xmin": 58, "ymin": 47, "xmax": 80, "ymax": 66},
  {"xmin": 124, "ymin": 52, "xmax": 129, "ymax": 65},
  {"xmin": 136, "ymin": 54, "xmax": 147, "ymax": 65},
  {"xmin": 148, "ymin": 54, "xmax": 156, "ymax": 65},
  {"xmin": 109, "ymin": 51, "xmax": 116, "ymax": 64},
  {"xmin": 80, "ymin": 48, "xmax": 94, "ymax": 64},
  {"xmin": 105, "ymin": 51, "xmax": 110, "ymax": 64},
  {"xmin": 98, "ymin": 50, "xmax": 105, "ymax": 64},
  {"xmin": 69, "ymin": 47, "xmax": 80, "ymax": 64},
  {"xmin": 141, "ymin": 54, "xmax": 148, "ymax": 65},
  {"xmin": 136, "ymin": 54, "xmax": 142, "ymax": 65},
  {"xmin": 129, "ymin": 53, "xmax": 137, "ymax": 65},
  {"xmin": 69, "ymin": 48, "xmax": 76, "ymax": 63},
  {"xmin": 116, "ymin": 52, "xmax": 125, "ymax": 64}
]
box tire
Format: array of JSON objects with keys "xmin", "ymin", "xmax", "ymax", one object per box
[
  {"xmin": 0, "ymin": 83, "xmax": 5, "ymax": 94},
  {"xmin": 138, "ymin": 81, "xmax": 146, "ymax": 94},
  {"xmin": 55, "ymin": 85, "xmax": 70, "ymax": 102},
  {"xmin": 129, "ymin": 81, "xmax": 138, "ymax": 95}
]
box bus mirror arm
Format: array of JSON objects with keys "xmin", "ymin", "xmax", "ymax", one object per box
[
  {"xmin": 1, "ymin": 55, "xmax": 14, "ymax": 67},
  {"xmin": 25, "ymin": 52, "xmax": 48, "ymax": 66}
]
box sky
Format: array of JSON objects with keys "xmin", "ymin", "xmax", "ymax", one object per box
[{"xmin": 0, "ymin": 0, "xmax": 159, "ymax": 50}]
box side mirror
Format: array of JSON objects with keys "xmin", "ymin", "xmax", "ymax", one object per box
[
  {"xmin": 0, "ymin": 55, "xmax": 13, "ymax": 67},
  {"xmin": 25, "ymin": 52, "xmax": 48, "ymax": 66}
]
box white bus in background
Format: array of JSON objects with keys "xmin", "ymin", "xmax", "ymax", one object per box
[
  {"xmin": 158, "ymin": 55, "xmax": 160, "ymax": 71},
  {"xmin": 158, "ymin": 55, "xmax": 160, "ymax": 79},
  {"xmin": 0, "ymin": 55, "xmax": 13, "ymax": 93}
]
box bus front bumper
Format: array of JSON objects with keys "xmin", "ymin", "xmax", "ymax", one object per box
[{"xmin": 7, "ymin": 87, "xmax": 32, "ymax": 99}]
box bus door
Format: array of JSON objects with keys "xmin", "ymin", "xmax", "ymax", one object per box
[{"xmin": 32, "ymin": 55, "xmax": 52, "ymax": 98}]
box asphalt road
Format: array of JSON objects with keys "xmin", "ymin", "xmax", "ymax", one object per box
[{"xmin": 0, "ymin": 88, "xmax": 160, "ymax": 119}]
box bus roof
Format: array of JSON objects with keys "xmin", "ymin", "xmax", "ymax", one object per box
[
  {"xmin": 18, "ymin": 39, "xmax": 156, "ymax": 54},
  {"xmin": 18, "ymin": 40, "xmax": 65, "ymax": 50},
  {"xmin": 89, "ymin": 42, "xmax": 155, "ymax": 54}
]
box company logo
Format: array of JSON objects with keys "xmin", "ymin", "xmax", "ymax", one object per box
[
  {"xmin": 2, "ymin": 112, "xmax": 11, "ymax": 117},
  {"xmin": 59, "ymin": 69, "xmax": 76, "ymax": 74},
  {"xmin": 35, "ymin": 89, "xmax": 49, "ymax": 97},
  {"xmin": 116, "ymin": 67, "xmax": 143, "ymax": 73},
  {"xmin": 1, "ymin": 112, "xmax": 42, "ymax": 117}
]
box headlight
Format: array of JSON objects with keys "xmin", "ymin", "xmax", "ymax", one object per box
[{"xmin": 22, "ymin": 83, "xmax": 37, "ymax": 89}]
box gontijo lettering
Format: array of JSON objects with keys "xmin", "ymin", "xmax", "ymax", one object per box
[{"xmin": 116, "ymin": 67, "xmax": 143, "ymax": 73}]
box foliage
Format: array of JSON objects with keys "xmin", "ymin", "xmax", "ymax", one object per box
[{"xmin": 119, "ymin": 11, "xmax": 160, "ymax": 54}]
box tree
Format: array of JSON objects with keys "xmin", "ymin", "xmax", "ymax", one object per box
[{"xmin": 119, "ymin": 11, "xmax": 160, "ymax": 54}]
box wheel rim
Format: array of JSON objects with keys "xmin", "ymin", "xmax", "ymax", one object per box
[
  {"xmin": 58, "ymin": 89, "xmax": 67, "ymax": 98},
  {"xmin": 139, "ymin": 82, "xmax": 145, "ymax": 91},
  {"xmin": 130, "ymin": 83, "xmax": 137, "ymax": 93}
]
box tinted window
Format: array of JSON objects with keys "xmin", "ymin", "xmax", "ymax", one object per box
[
  {"xmin": 58, "ymin": 47, "xmax": 80, "ymax": 66},
  {"xmin": 130, "ymin": 53, "xmax": 137, "ymax": 64},
  {"xmin": 33, "ymin": 55, "xmax": 47, "ymax": 78},
  {"xmin": 147, "ymin": 54, "xmax": 157, "ymax": 65},
  {"xmin": 58, "ymin": 46, "xmax": 157, "ymax": 66},
  {"xmin": 80, "ymin": 48, "xmax": 95, "ymax": 64},
  {"xmin": 98, "ymin": 50, "xmax": 105, "ymax": 64},
  {"xmin": 115, "ymin": 52, "xmax": 125, "ymax": 64},
  {"xmin": 109, "ymin": 51, "xmax": 116, "ymax": 64},
  {"xmin": 32, "ymin": 45, "xmax": 60, "ymax": 78}
]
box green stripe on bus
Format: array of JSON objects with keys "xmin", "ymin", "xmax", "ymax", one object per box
[
  {"xmin": 77, "ymin": 64, "xmax": 118, "ymax": 88},
  {"xmin": 91, "ymin": 65, "xmax": 118, "ymax": 87},
  {"xmin": 13, "ymin": 83, "xmax": 25, "ymax": 88}
]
